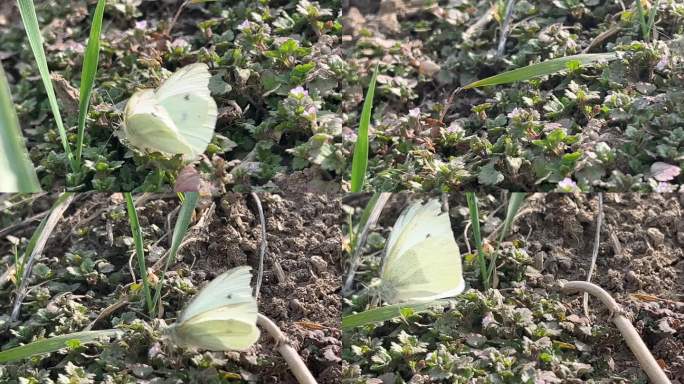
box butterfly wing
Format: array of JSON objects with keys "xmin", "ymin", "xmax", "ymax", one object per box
[
  {"xmin": 170, "ymin": 266, "xmax": 259, "ymax": 351},
  {"xmin": 178, "ymin": 266, "xmax": 256, "ymax": 323},
  {"xmin": 155, "ymin": 63, "xmax": 217, "ymax": 158},
  {"xmin": 123, "ymin": 89, "xmax": 194, "ymax": 155},
  {"xmin": 380, "ymin": 198, "xmax": 464, "ymax": 303},
  {"xmin": 173, "ymin": 307, "xmax": 260, "ymax": 351}
]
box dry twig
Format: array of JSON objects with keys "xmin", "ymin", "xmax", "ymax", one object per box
[
  {"xmin": 583, "ymin": 193, "xmax": 604, "ymax": 317},
  {"xmin": 257, "ymin": 314, "xmax": 317, "ymax": 384},
  {"xmin": 561, "ymin": 281, "xmax": 672, "ymax": 384},
  {"xmin": 251, "ymin": 192, "xmax": 268, "ymax": 298}
]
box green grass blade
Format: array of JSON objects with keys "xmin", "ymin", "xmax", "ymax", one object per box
[
  {"xmin": 0, "ymin": 62, "xmax": 40, "ymax": 192},
  {"xmin": 646, "ymin": 0, "xmax": 660, "ymax": 40},
  {"xmin": 124, "ymin": 193, "xmax": 154, "ymax": 317},
  {"xmin": 152, "ymin": 192, "xmax": 198, "ymax": 314},
  {"xmin": 462, "ymin": 53, "xmax": 619, "ymax": 89},
  {"xmin": 498, "ymin": 192, "xmax": 526, "ymax": 243},
  {"xmin": 0, "ymin": 330, "xmax": 119, "ymax": 363},
  {"xmin": 466, "ymin": 193, "xmax": 488, "ymax": 289},
  {"xmin": 636, "ymin": 0, "xmax": 648, "ymax": 38},
  {"xmin": 342, "ymin": 300, "xmax": 447, "ymax": 330},
  {"xmin": 75, "ymin": 0, "xmax": 106, "ymax": 162},
  {"xmin": 350, "ymin": 67, "xmax": 378, "ymax": 193},
  {"xmin": 16, "ymin": 0, "xmax": 77, "ymax": 174}
]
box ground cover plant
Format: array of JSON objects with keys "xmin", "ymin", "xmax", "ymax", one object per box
[
  {"xmin": 1, "ymin": 0, "xmax": 344, "ymax": 192},
  {"xmin": 342, "ymin": 192, "xmax": 683, "ymax": 382},
  {"xmin": 342, "ymin": 0, "xmax": 684, "ymax": 192},
  {"xmin": 0, "ymin": 191, "xmax": 342, "ymax": 382}
]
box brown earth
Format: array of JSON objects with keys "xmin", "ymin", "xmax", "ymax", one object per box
[{"xmin": 0, "ymin": 191, "xmax": 342, "ymax": 383}]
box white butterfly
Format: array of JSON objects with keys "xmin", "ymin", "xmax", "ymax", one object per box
[
  {"xmin": 374, "ymin": 198, "xmax": 465, "ymax": 304},
  {"xmin": 167, "ymin": 266, "xmax": 260, "ymax": 351},
  {"xmin": 123, "ymin": 63, "xmax": 218, "ymax": 159}
]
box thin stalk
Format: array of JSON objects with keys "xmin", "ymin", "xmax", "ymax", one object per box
[
  {"xmin": 124, "ymin": 193, "xmax": 154, "ymax": 317},
  {"xmin": 151, "ymin": 192, "xmax": 198, "ymax": 315},
  {"xmin": 583, "ymin": 193, "xmax": 604, "ymax": 317},
  {"xmin": 466, "ymin": 193, "xmax": 489, "ymax": 290},
  {"xmin": 251, "ymin": 192, "xmax": 267, "ymax": 298}
]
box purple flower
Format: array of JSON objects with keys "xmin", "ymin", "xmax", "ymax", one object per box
[
  {"xmin": 135, "ymin": 20, "xmax": 148, "ymax": 30},
  {"xmin": 289, "ymin": 86, "xmax": 308, "ymax": 98},
  {"xmin": 408, "ymin": 107, "xmax": 421, "ymax": 119},
  {"xmin": 237, "ymin": 20, "xmax": 252, "ymax": 31},
  {"xmin": 654, "ymin": 182, "xmax": 676, "ymax": 193}
]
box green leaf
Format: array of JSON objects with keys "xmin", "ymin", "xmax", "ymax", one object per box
[
  {"xmin": 342, "ymin": 301, "xmax": 447, "ymax": 330},
  {"xmin": 0, "ymin": 61, "xmax": 40, "ymax": 192},
  {"xmin": 0, "ymin": 330, "xmax": 119, "ymax": 363},
  {"xmin": 350, "ymin": 67, "xmax": 378, "ymax": 193},
  {"xmin": 466, "ymin": 193, "xmax": 488, "ymax": 289},
  {"xmin": 478, "ymin": 162, "xmax": 504, "ymax": 186},
  {"xmin": 75, "ymin": 0, "xmax": 106, "ymax": 162},
  {"xmin": 462, "ymin": 53, "xmax": 619, "ymax": 89},
  {"xmin": 16, "ymin": 0, "xmax": 77, "ymax": 174}
]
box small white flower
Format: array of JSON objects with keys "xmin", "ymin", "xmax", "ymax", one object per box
[
  {"xmin": 237, "ymin": 20, "xmax": 252, "ymax": 31},
  {"xmin": 289, "ymin": 86, "xmax": 308, "ymax": 98},
  {"xmin": 557, "ymin": 177, "xmax": 579, "ymax": 192},
  {"xmin": 408, "ymin": 107, "xmax": 421, "ymax": 119}
]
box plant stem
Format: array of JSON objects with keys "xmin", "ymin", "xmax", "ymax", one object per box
[
  {"xmin": 124, "ymin": 193, "xmax": 154, "ymax": 317},
  {"xmin": 466, "ymin": 193, "xmax": 489, "ymax": 290}
]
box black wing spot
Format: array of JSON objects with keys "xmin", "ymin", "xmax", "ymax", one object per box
[
  {"xmin": 425, "ymin": 234, "xmax": 431, "ymax": 239},
  {"xmin": 184, "ymin": 94, "xmax": 190, "ymax": 101},
  {"xmin": 227, "ymin": 294, "xmax": 233, "ymax": 299}
]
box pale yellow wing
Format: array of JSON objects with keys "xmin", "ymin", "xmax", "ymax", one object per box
[
  {"xmin": 155, "ymin": 63, "xmax": 217, "ymax": 157},
  {"xmin": 380, "ymin": 198, "xmax": 464, "ymax": 304}
]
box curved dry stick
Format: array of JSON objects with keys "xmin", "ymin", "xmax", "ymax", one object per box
[
  {"xmin": 561, "ymin": 281, "xmax": 672, "ymax": 384},
  {"xmin": 257, "ymin": 314, "xmax": 317, "ymax": 384}
]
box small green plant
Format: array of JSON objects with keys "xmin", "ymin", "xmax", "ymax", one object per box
[
  {"xmin": 466, "ymin": 192, "xmax": 526, "ymax": 289},
  {"xmin": 636, "ymin": 0, "xmax": 660, "ymax": 41},
  {"xmin": 14, "ymin": 0, "xmax": 106, "ymax": 187}
]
